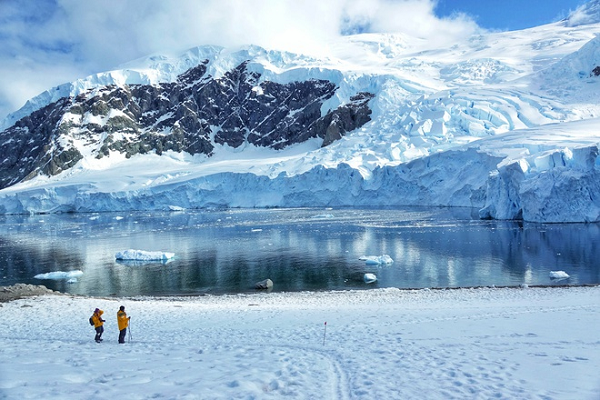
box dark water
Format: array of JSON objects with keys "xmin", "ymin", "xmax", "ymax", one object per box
[{"xmin": 0, "ymin": 208, "xmax": 598, "ymax": 296}]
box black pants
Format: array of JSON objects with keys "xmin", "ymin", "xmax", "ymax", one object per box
[
  {"xmin": 119, "ymin": 328, "xmax": 127, "ymax": 343},
  {"xmin": 95, "ymin": 326, "xmax": 104, "ymax": 341}
]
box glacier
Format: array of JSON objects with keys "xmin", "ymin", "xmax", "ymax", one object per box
[{"xmin": 1, "ymin": 11, "xmax": 600, "ymax": 223}]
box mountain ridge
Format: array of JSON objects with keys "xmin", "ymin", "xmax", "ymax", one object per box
[{"xmin": 1, "ymin": 9, "xmax": 600, "ymax": 222}]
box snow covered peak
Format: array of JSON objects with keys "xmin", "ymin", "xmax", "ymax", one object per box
[
  {"xmin": 0, "ymin": 44, "xmax": 330, "ymax": 131},
  {"xmin": 564, "ymin": 0, "xmax": 600, "ymax": 26},
  {"xmin": 2, "ymin": 19, "xmax": 600, "ymax": 222}
]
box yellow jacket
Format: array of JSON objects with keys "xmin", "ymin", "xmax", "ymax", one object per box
[
  {"xmin": 92, "ymin": 310, "xmax": 104, "ymax": 328},
  {"xmin": 117, "ymin": 310, "xmax": 129, "ymax": 331}
]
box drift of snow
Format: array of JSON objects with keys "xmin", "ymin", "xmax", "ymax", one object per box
[
  {"xmin": 34, "ymin": 270, "xmax": 84, "ymax": 280},
  {"xmin": 0, "ymin": 287, "xmax": 598, "ymax": 399},
  {"xmin": 114, "ymin": 249, "xmax": 175, "ymax": 261}
]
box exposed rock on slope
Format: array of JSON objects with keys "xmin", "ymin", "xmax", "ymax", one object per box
[{"xmin": 0, "ymin": 61, "xmax": 373, "ymax": 190}]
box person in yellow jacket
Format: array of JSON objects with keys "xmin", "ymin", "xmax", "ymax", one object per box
[
  {"xmin": 92, "ymin": 308, "xmax": 105, "ymax": 343},
  {"xmin": 117, "ymin": 305, "xmax": 131, "ymax": 344}
]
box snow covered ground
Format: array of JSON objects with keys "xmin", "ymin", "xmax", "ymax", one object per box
[{"xmin": 0, "ymin": 286, "xmax": 598, "ymax": 399}]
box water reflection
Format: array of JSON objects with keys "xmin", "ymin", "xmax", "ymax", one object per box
[{"xmin": 0, "ymin": 208, "xmax": 598, "ymax": 296}]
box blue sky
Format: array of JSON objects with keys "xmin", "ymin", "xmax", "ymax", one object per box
[
  {"xmin": 435, "ymin": 0, "xmax": 586, "ymax": 30},
  {"xmin": 0, "ymin": 0, "xmax": 592, "ymax": 122}
]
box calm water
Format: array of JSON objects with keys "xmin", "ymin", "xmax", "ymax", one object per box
[{"xmin": 0, "ymin": 208, "xmax": 598, "ymax": 296}]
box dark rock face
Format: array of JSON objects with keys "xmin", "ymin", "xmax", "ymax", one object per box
[
  {"xmin": 0, "ymin": 98, "xmax": 81, "ymax": 190},
  {"xmin": 592, "ymin": 66, "xmax": 600, "ymax": 76},
  {"xmin": 0, "ymin": 61, "xmax": 373, "ymax": 190}
]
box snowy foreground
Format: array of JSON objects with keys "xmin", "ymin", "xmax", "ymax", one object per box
[{"xmin": 0, "ymin": 287, "xmax": 599, "ymax": 399}]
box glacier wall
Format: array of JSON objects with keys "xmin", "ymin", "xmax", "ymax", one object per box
[
  {"xmin": 0, "ymin": 148, "xmax": 500, "ymax": 215},
  {"xmin": 480, "ymin": 145, "xmax": 600, "ymax": 223},
  {"xmin": 1, "ymin": 142, "xmax": 599, "ymax": 223}
]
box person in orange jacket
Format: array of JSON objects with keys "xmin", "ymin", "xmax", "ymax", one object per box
[
  {"xmin": 92, "ymin": 308, "xmax": 105, "ymax": 343},
  {"xmin": 117, "ymin": 305, "xmax": 131, "ymax": 344}
]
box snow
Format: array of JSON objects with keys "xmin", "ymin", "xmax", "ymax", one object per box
[
  {"xmin": 114, "ymin": 249, "xmax": 175, "ymax": 262},
  {"xmin": 0, "ymin": 286, "xmax": 598, "ymax": 399},
  {"xmin": 33, "ymin": 271, "xmax": 84, "ymax": 281},
  {"xmin": 1, "ymin": 14, "xmax": 600, "ymax": 222}
]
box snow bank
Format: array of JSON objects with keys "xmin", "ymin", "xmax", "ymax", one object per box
[
  {"xmin": 34, "ymin": 270, "xmax": 84, "ymax": 280},
  {"xmin": 0, "ymin": 287, "xmax": 598, "ymax": 399},
  {"xmin": 115, "ymin": 249, "xmax": 175, "ymax": 262}
]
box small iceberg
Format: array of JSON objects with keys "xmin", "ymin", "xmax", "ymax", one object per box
[
  {"xmin": 115, "ymin": 249, "xmax": 175, "ymax": 262},
  {"xmin": 549, "ymin": 271, "xmax": 570, "ymax": 280},
  {"xmin": 34, "ymin": 270, "xmax": 84, "ymax": 281},
  {"xmin": 363, "ymin": 273, "xmax": 377, "ymax": 284},
  {"xmin": 311, "ymin": 214, "xmax": 334, "ymax": 219},
  {"xmin": 359, "ymin": 255, "xmax": 394, "ymax": 265}
]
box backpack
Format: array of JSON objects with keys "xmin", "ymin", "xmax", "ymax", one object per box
[{"xmin": 89, "ymin": 315, "xmax": 94, "ymax": 326}]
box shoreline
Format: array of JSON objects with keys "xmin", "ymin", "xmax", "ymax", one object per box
[{"xmin": 2, "ymin": 282, "xmax": 598, "ymax": 304}]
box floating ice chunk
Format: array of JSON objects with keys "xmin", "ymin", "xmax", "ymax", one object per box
[
  {"xmin": 549, "ymin": 271, "xmax": 570, "ymax": 280},
  {"xmin": 67, "ymin": 278, "xmax": 78, "ymax": 284},
  {"xmin": 311, "ymin": 214, "xmax": 334, "ymax": 219},
  {"xmin": 363, "ymin": 273, "xmax": 377, "ymax": 284},
  {"xmin": 34, "ymin": 270, "xmax": 84, "ymax": 280},
  {"xmin": 115, "ymin": 249, "xmax": 175, "ymax": 261},
  {"xmin": 359, "ymin": 255, "xmax": 394, "ymax": 265}
]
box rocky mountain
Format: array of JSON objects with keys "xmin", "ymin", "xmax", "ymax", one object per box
[{"xmin": 0, "ymin": 59, "xmax": 372, "ymax": 190}]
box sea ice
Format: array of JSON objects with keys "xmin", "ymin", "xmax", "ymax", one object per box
[
  {"xmin": 360, "ymin": 255, "xmax": 394, "ymax": 265},
  {"xmin": 549, "ymin": 270, "xmax": 570, "ymax": 279},
  {"xmin": 34, "ymin": 270, "xmax": 84, "ymax": 280},
  {"xmin": 115, "ymin": 249, "xmax": 175, "ymax": 261}
]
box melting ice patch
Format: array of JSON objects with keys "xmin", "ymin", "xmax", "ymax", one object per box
[
  {"xmin": 34, "ymin": 270, "xmax": 84, "ymax": 280},
  {"xmin": 115, "ymin": 249, "xmax": 175, "ymax": 261}
]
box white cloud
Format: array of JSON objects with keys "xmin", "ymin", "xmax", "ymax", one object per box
[{"xmin": 0, "ymin": 0, "xmax": 478, "ymax": 121}]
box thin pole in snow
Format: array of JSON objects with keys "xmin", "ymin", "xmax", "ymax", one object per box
[{"xmin": 323, "ymin": 321, "xmax": 327, "ymax": 346}]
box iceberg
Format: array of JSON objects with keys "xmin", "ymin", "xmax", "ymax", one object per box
[
  {"xmin": 360, "ymin": 255, "xmax": 394, "ymax": 265},
  {"xmin": 115, "ymin": 249, "xmax": 175, "ymax": 262},
  {"xmin": 549, "ymin": 271, "xmax": 570, "ymax": 280},
  {"xmin": 34, "ymin": 270, "xmax": 84, "ymax": 280}
]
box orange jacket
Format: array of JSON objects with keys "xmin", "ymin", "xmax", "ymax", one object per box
[
  {"xmin": 117, "ymin": 310, "xmax": 129, "ymax": 331},
  {"xmin": 92, "ymin": 310, "xmax": 104, "ymax": 328}
]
